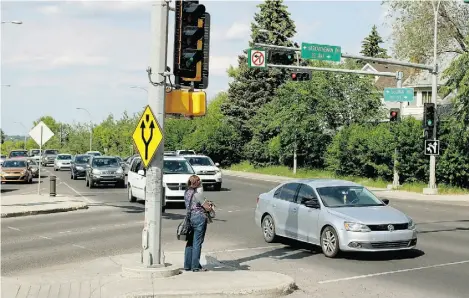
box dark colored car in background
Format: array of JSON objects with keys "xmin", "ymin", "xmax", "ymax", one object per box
[
  {"xmin": 42, "ymin": 149, "xmax": 59, "ymax": 167},
  {"xmin": 9, "ymin": 150, "xmax": 28, "ymax": 159},
  {"xmin": 85, "ymin": 156, "xmax": 125, "ymax": 188},
  {"xmin": 70, "ymin": 154, "xmax": 91, "ymax": 180}
]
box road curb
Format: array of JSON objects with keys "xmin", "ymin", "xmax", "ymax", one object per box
[{"xmin": 1, "ymin": 204, "xmax": 89, "ymax": 218}]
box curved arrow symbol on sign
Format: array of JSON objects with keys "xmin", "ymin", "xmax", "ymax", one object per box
[{"xmin": 140, "ymin": 114, "xmax": 155, "ymax": 160}]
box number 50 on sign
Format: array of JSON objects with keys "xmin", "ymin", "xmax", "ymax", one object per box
[{"xmin": 248, "ymin": 49, "xmax": 266, "ymax": 68}]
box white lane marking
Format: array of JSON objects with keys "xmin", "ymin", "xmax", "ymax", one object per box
[
  {"xmin": 48, "ymin": 170, "xmax": 97, "ymax": 204},
  {"xmin": 39, "ymin": 235, "xmax": 52, "ymax": 240},
  {"xmin": 318, "ymin": 260, "xmax": 469, "ymax": 284},
  {"xmin": 207, "ymin": 245, "xmax": 285, "ymax": 254},
  {"xmin": 8, "ymin": 226, "xmax": 21, "ymax": 231}
]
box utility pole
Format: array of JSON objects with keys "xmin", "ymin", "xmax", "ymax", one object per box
[
  {"xmin": 141, "ymin": 1, "xmax": 168, "ymax": 267},
  {"xmin": 392, "ymin": 71, "xmax": 404, "ymax": 188},
  {"xmin": 425, "ymin": 0, "xmax": 441, "ymax": 194},
  {"xmin": 293, "ymin": 52, "xmax": 300, "ymax": 175}
]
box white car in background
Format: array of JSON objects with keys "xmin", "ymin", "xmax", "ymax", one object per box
[
  {"xmin": 176, "ymin": 150, "xmax": 196, "ymax": 156},
  {"xmin": 127, "ymin": 156, "xmax": 197, "ymax": 210},
  {"xmin": 54, "ymin": 154, "xmax": 73, "ymax": 171},
  {"xmin": 183, "ymin": 155, "xmax": 222, "ymax": 191},
  {"xmin": 86, "ymin": 151, "xmax": 102, "ymax": 157}
]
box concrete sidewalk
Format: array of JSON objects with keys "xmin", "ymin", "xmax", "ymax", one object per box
[
  {"xmin": 1, "ymin": 251, "xmax": 297, "ymax": 298},
  {"xmin": 223, "ymin": 170, "xmax": 469, "ymax": 203},
  {"xmin": 1, "ymin": 194, "xmax": 88, "ymax": 218}
]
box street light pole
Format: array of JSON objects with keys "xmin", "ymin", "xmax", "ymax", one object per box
[
  {"xmin": 14, "ymin": 122, "xmax": 28, "ymax": 150},
  {"xmin": 76, "ymin": 108, "xmax": 93, "ymax": 151},
  {"xmin": 258, "ymin": 29, "xmax": 300, "ymax": 174}
]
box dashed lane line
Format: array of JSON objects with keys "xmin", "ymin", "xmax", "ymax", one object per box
[{"xmin": 8, "ymin": 226, "xmax": 21, "ymax": 231}]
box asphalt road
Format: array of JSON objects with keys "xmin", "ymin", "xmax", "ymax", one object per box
[{"xmin": 2, "ymin": 168, "xmax": 469, "ymax": 297}]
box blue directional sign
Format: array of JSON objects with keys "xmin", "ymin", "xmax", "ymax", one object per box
[{"xmin": 383, "ymin": 88, "xmax": 414, "ymax": 102}]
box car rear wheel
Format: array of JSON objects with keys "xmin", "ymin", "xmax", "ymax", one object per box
[
  {"xmin": 128, "ymin": 185, "xmax": 136, "ymax": 202},
  {"xmin": 321, "ymin": 226, "xmax": 340, "ymax": 258},
  {"xmin": 261, "ymin": 214, "xmax": 277, "ymax": 243}
]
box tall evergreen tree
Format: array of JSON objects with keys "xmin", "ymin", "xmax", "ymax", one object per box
[
  {"xmin": 360, "ymin": 25, "xmax": 390, "ymax": 58},
  {"xmin": 221, "ymin": 0, "xmax": 297, "ymax": 147}
]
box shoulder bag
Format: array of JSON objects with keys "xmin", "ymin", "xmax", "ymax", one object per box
[{"xmin": 176, "ymin": 191, "xmax": 194, "ymax": 241}]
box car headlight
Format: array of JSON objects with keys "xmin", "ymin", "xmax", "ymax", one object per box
[
  {"xmin": 116, "ymin": 168, "xmax": 123, "ymax": 174},
  {"xmin": 408, "ymin": 218, "xmax": 415, "ymax": 229},
  {"xmin": 92, "ymin": 169, "xmax": 101, "ymax": 175},
  {"xmin": 344, "ymin": 222, "xmax": 371, "ymax": 232},
  {"xmin": 76, "ymin": 166, "xmax": 84, "ymax": 170},
  {"xmin": 215, "ymin": 169, "xmax": 221, "ymax": 173}
]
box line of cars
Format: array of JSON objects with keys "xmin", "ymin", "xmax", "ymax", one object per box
[
  {"xmin": 0, "ymin": 149, "xmax": 40, "ymax": 183},
  {"xmin": 125, "ymin": 150, "xmax": 223, "ymax": 212}
]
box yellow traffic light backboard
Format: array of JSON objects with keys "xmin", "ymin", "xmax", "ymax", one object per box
[
  {"xmin": 165, "ymin": 89, "xmax": 206, "ymax": 116},
  {"xmin": 132, "ymin": 106, "xmax": 163, "ymax": 168}
]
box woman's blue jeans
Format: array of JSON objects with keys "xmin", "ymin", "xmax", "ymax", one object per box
[{"xmin": 184, "ymin": 213, "xmax": 207, "ymax": 271}]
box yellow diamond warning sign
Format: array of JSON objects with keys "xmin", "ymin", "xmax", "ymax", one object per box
[{"xmin": 132, "ymin": 105, "xmax": 163, "ymax": 168}]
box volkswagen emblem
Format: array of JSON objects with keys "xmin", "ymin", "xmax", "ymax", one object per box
[{"xmin": 387, "ymin": 224, "xmax": 395, "ymax": 232}]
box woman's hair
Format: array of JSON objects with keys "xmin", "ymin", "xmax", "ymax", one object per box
[{"xmin": 187, "ymin": 175, "xmax": 201, "ymax": 189}]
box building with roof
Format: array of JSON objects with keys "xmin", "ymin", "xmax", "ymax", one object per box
[{"xmin": 362, "ymin": 54, "xmax": 457, "ymax": 120}]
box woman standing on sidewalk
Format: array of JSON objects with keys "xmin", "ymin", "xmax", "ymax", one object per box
[{"xmin": 184, "ymin": 175, "xmax": 211, "ymax": 272}]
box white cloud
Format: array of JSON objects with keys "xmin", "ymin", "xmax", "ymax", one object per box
[
  {"xmin": 210, "ymin": 56, "xmax": 238, "ymax": 76},
  {"xmin": 225, "ymin": 22, "xmax": 250, "ymax": 41},
  {"xmin": 38, "ymin": 5, "xmax": 61, "ymax": 15}
]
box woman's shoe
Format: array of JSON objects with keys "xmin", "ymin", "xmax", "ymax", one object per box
[{"xmin": 192, "ymin": 267, "xmax": 208, "ymax": 272}]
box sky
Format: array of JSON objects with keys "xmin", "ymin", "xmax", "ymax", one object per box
[{"xmin": 1, "ymin": 0, "xmax": 392, "ymax": 135}]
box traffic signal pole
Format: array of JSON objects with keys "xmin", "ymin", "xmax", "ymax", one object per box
[
  {"xmin": 142, "ymin": 1, "xmax": 168, "ymax": 267},
  {"xmin": 293, "ymin": 53, "xmax": 300, "ymax": 175}
]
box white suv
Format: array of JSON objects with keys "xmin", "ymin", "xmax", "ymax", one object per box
[
  {"xmin": 183, "ymin": 155, "xmax": 222, "ymax": 191},
  {"xmin": 127, "ymin": 156, "xmax": 197, "ymax": 209}
]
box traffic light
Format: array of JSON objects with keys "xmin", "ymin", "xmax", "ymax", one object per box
[
  {"xmin": 389, "ymin": 108, "xmax": 400, "ymax": 122},
  {"xmin": 423, "ymin": 103, "xmax": 435, "ymax": 129},
  {"xmin": 291, "ymin": 72, "xmax": 310, "ymax": 81},
  {"xmin": 174, "ymin": 0, "xmax": 210, "ymax": 89},
  {"xmin": 271, "ymin": 51, "xmax": 295, "ymax": 65},
  {"xmin": 165, "ymin": 89, "xmax": 206, "ymax": 117}
]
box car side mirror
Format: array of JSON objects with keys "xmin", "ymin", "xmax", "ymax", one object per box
[
  {"xmin": 303, "ymin": 199, "xmax": 320, "ymax": 209},
  {"xmin": 215, "ymin": 162, "xmax": 220, "ymax": 167},
  {"xmin": 382, "ymin": 198, "xmax": 390, "ymax": 205},
  {"xmin": 137, "ymin": 170, "xmax": 145, "ymax": 176}
]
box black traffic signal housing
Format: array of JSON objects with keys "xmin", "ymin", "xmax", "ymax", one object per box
[
  {"xmin": 291, "ymin": 72, "xmax": 310, "ymax": 81},
  {"xmin": 389, "ymin": 108, "xmax": 400, "ymax": 122},
  {"xmin": 271, "ymin": 51, "xmax": 295, "ymax": 65},
  {"xmin": 423, "ymin": 103, "xmax": 435, "ymax": 129},
  {"xmin": 174, "ymin": 0, "xmax": 210, "ymax": 89}
]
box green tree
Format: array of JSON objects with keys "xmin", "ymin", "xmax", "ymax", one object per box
[
  {"xmin": 360, "ymin": 25, "xmax": 390, "ymax": 58},
  {"xmin": 385, "ymin": 0, "xmax": 469, "ymax": 63},
  {"xmin": 164, "ymin": 118, "xmax": 196, "ymax": 151},
  {"xmin": 184, "ymin": 92, "xmax": 242, "ymax": 166},
  {"xmin": 221, "ymin": 0, "xmax": 297, "ymax": 146}
]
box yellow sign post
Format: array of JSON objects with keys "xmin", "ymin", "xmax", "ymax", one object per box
[{"xmin": 132, "ymin": 105, "xmax": 163, "ymax": 168}]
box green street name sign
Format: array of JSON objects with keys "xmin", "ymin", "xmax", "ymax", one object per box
[
  {"xmin": 384, "ymin": 87, "xmax": 415, "ymax": 102},
  {"xmin": 301, "ymin": 42, "xmax": 341, "ymax": 62}
]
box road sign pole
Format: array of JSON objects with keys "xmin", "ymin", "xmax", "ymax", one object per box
[
  {"xmin": 38, "ymin": 126, "xmax": 43, "ymax": 195},
  {"xmin": 142, "ymin": 1, "xmax": 168, "ymax": 267}
]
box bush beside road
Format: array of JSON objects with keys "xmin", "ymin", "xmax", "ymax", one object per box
[{"xmin": 229, "ymin": 162, "xmax": 469, "ymax": 195}]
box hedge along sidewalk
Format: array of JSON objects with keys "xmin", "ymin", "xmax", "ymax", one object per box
[{"xmin": 223, "ymin": 168, "xmax": 469, "ymax": 203}]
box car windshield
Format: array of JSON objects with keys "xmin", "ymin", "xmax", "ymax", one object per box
[
  {"xmin": 88, "ymin": 152, "xmax": 101, "ymax": 156},
  {"xmin": 45, "ymin": 150, "xmax": 58, "ymax": 155},
  {"xmin": 92, "ymin": 158, "xmax": 119, "ymax": 167},
  {"xmin": 57, "ymin": 155, "xmax": 72, "ymax": 160},
  {"xmin": 163, "ymin": 160, "xmax": 194, "ymax": 174},
  {"xmin": 75, "ymin": 156, "xmax": 90, "ymax": 163},
  {"xmin": 10, "ymin": 151, "xmax": 27, "ymax": 157},
  {"xmin": 316, "ymin": 186, "xmax": 384, "ymax": 208},
  {"xmin": 31, "ymin": 150, "xmax": 41, "ymax": 155},
  {"xmin": 185, "ymin": 157, "xmax": 213, "ymax": 166},
  {"xmin": 3, "ymin": 160, "xmax": 27, "ymax": 168}
]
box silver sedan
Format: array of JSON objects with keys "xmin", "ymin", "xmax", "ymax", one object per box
[{"xmin": 254, "ymin": 179, "xmax": 417, "ymax": 258}]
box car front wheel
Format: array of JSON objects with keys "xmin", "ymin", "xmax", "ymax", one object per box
[
  {"xmin": 261, "ymin": 214, "xmax": 277, "ymax": 243},
  {"xmin": 321, "ymin": 226, "xmax": 340, "ymax": 258}
]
